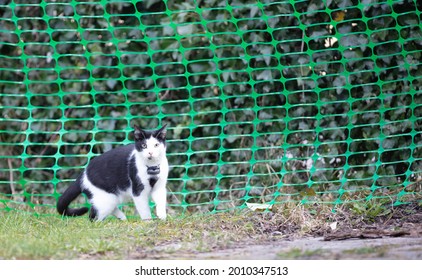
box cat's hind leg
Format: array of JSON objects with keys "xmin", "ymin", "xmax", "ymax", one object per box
[
  {"xmin": 82, "ymin": 173, "xmax": 119, "ymax": 221},
  {"xmin": 89, "ymin": 192, "xmax": 119, "ymax": 221},
  {"xmin": 89, "ymin": 206, "xmax": 98, "ymax": 221},
  {"xmin": 112, "ymin": 208, "xmax": 127, "ymax": 220}
]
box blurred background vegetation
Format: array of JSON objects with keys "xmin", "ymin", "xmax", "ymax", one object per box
[{"xmin": 0, "ymin": 0, "xmax": 421, "ymax": 215}]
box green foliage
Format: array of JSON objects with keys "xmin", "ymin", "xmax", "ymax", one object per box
[
  {"xmin": 349, "ymin": 200, "xmax": 393, "ymax": 222},
  {"xmin": 1, "ymin": 0, "xmax": 421, "ymax": 214}
]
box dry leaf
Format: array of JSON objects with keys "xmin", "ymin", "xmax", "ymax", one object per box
[
  {"xmin": 330, "ymin": 221, "xmax": 338, "ymax": 230},
  {"xmin": 246, "ymin": 203, "xmax": 273, "ymax": 212}
]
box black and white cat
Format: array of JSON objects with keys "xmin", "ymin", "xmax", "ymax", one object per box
[{"xmin": 57, "ymin": 125, "xmax": 168, "ymax": 221}]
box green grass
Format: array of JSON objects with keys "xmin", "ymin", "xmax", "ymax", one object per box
[
  {"xmin": 0, "ymin": 210, "xmax": 262, "ymax": 259},
  {"xmin": 342, "ymin": 246, "xmax": 388, "ymax": 258},
  {"xmin": 276, "ymin": 248, "xmax": 326, "ymax": 259},
  {"xmin": 1, "ymin": 199, "xmax": 419, "ymax": 259}
]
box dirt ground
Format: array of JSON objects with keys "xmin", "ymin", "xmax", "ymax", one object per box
[
  {"xmin": 139, "ymin": 203, "xmax": 422, "ymax": 260},
  {"xmin": 141, "ymin": 235, "xmax": 422, "ymax": 260},
  {"xmin": 195, "ymin": 236, "xmax": 422, "ymax": 259}
]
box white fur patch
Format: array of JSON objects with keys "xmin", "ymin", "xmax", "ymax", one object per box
[{"xmin": 81, "ymin": 172, "xmax": 127, "ymax": 221}]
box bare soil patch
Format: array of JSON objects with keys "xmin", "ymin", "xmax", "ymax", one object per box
[
  {"xmin": 196, "ymin": 236, "xmax": 422, "ymax": 259},
  {"xmin": 132, "ymin": 203, "xmax": 422, "ymax": 260}
]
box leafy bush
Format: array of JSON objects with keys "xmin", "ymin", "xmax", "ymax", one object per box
[{"xmin": 1, "ymin": 0, "xmax": 421, "ymax": 213}]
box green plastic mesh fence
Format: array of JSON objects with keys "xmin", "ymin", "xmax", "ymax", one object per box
[{"xmin": 1, "ymin": 0, "xmax": 421, "ymax": 216}]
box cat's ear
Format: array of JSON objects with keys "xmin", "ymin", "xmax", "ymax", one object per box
[
  {"xmin": 154, "ymin": 124, "xmax": 167, "ymax": 142},
  {"xmin": 133, "ymin": 125, "xmax": 146, "ymax": 141}
]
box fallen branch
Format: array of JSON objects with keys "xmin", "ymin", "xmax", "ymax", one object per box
[{"xmin": 324, "ymin": 229, "xmax": 414, "ymax": 241}]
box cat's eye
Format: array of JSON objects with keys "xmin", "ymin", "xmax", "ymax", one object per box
[
  {"xmin": 141, "ymin": 143, "xmax": 147, "ymax": 149},
  {"xmin": 154, "ymin": 143, "xmax": 159, "ymax": 147}
]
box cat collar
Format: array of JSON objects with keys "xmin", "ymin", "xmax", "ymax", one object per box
[{"xmin": 147, "ymin": 165, "xmax": 160, "ymax": 175}]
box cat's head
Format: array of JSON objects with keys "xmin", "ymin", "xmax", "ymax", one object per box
[{"xmin": 133, "ymin": 124, "xmax": 167, "ymax": 162}]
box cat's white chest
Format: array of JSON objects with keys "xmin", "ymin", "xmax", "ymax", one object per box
[
  {"xmin": 130, "ymin": 147, "xmax": 168, "ymax": 220},
  {"xmin": 133, "ymin": 151, "xmax": 168, "ymax": 188}
]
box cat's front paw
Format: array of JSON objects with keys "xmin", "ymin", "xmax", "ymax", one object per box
[{"xmin": 157, "ymin": 212, "xmax": 167, "ymax": 220}]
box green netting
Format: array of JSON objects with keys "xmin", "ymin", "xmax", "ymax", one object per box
[{"xmin": 1, "ymin": 0, "xmax": 422, "ymax": 216}]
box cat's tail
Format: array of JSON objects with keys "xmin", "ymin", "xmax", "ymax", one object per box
[{"xmin": 57, "ymin": 179, "xmax": 89, "ymax": 217}]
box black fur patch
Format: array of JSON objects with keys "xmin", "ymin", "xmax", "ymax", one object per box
[
  {"xmin": 129, "ymin": 156, "xmax": 144, "ymax": 196},
  {"xmin": 149, "ymin": 176, "xmax": 158, "ymax": 188},
  {"xmin": 85, "ymin": 144, "xmax": 133, "ymax": 194},
  {"xmin": 89, "ymin": 206, "xmax": 97, "ymax": 221},
  {"xmin": 82, "ymin": 188, "xmax": 93, "ymax": 200}
]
